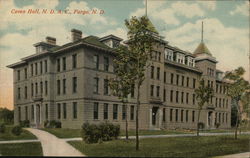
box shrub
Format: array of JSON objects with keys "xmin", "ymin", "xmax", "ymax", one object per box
[
  {"xmin": 0, "ymin": 123, "xmax": 5, "ymax": 133},
  {"xmin": 81, "ymin": 122, "xmax": 120, "ymax": 144},
  {"xmin": 215, "ymin": 122, "xmax": 220, "ymax": 128},
  {"xmin": 12, "ymin": 125, "xmax": 23, "ymax": 136},
  {"xmin": 198, "ymin": 122, "xmax": 205, "ymax": 130},
  {"xmin": 45, "ymin": 120, "xmax": 61, "ymax": 128},
  {"xmin": 20, "ymin": 120, "xmax": 30, "ymax": 127}
]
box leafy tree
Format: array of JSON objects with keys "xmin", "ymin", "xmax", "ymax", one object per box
[
  {"xmin": 0, "ymin": 108, "xmax": 14, "ymax": 124},
  {"xmin": 239, "ymin": 91, "xmax": 250, "ymax": 132},
  {"xmin": 195, "ymin": 79, "xmax": 214, "ymax": 136},
  {"xmin": 109, "ymin": 45, "xmax": 135, "ymax": 140},
  {"xmin": 125, "ymin": 16, "xmax": 156, "ymax": 150},
  {"xmin": 224, "ymin": 67, "xmax": 250, "ymax": 139}
]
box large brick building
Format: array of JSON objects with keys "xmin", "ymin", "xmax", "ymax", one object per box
[{"xmin": 7, "ymin": 24, "xmax": 231, "ymax": 130}]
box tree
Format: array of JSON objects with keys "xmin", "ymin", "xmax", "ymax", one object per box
[
  {"xmin": 125, "ymin": 16, "xmax": 156, "ymax": 150},
  {"xmin": 224, "ymin": 67, "xmax": 250, "ymax": 139},
  {"xmin": 0, "ymin": 108, "xmax": 14, "ymax": 124},
  {"xmin": 239, "ymin": 91, "xmax": 250, "ymax": 132},
  {"xmin": 195, "ymin": 79, "xmax": 214, "ymax": 136},
  {"xmin": 109, "ymin": 45, "xmax": 135, "ymax": 140}
]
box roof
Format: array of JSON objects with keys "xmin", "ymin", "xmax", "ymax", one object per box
[
  {"xmin": 193, "ymin": 42, "xmax": 212, "ymax": 56},
  {"xmin": 99, "ymin": 34, "xmax": 123, "ymax": 42}
]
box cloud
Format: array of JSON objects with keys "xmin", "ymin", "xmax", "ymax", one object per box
[
  {"xmin": 100, "ymin": 27, "xmax": 127, "ymax": 40},
  {"xmin": 197, "ymin": 1, "xmax": 216, "ymax": 11},
  {"xmin": 163, "ymin": 18, "xmax": 249, "ymax": 80},
  {"xmin": 171, "ymin": 2, "xmax": 204, "ymax": 18},
  {"xmin": 230, "ymin": 1, "xmax": 249, "ymax": 16}
]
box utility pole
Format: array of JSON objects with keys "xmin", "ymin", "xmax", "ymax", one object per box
[
  {"xmin": 145, "ymin": 0, "xmax": 148, "ymax": 16},
  {"xmin": 201, "ymin": 21, "xmax": 204, "ymax": 43}
]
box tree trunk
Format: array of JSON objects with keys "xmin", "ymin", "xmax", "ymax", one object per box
[
  {"xmin": 136, "ymin": 83, "xmax": 140, "ymax": 151},
  {"xmin": 235, "ymin": 101, "xmax": 240, "ymax": 139},
  {"xmin": 125, "ymin": 103, "xmax": 128, "ymax": 140},
  {"xmin": 197, "ymin": 109, "xmax": 201, "ymax": 136}
]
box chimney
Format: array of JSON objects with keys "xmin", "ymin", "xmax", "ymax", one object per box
[
  {"xmin": 71, "ymin": 29, "xmax": 82, "ymax": 42},
  {"xmin": 46, "ymin": 36, "xmax": 56, "ymax": 45}
]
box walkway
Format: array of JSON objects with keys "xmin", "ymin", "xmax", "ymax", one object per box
[
  {"xmin": 215, "ymin": 152, "xmax": 250, "ymax": 158},
  {"xmin": 26, "ymin": 128, "xmax": 84, "ymax": 157}
]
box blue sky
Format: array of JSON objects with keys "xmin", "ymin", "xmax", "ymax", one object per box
[{"xmin": 0, "ymin": 0, "xmax": 249, "ymax": 109}]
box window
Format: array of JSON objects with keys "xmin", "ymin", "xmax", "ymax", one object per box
[
  {"xmin": 113, "ymin": 104, "xmax": 118, "ymax": 120},
  {"xmin": 25, "ymin": 86, "xmax": 27, "ymax": 99},
  {"xmin": 24, "ymin": 68, "xmax": 27, "ymax": 79},
  {"xmin": 104, "ymin": 56, "xmax": 109, "ymax": 71},
  {"xmin": 73, "ymin": 102, "xmax": 77, "ymax": 119},
  {"xmin": 104, "ymin": 103, "xmax": 108, "ymax": 120},
  {"xmin": 104, "ymin": 79, "xmax": 109, "ymax": 95},
  {"xmin": 40, "ymin": 81, "xmax": 43, "ymax": 94},
  {"xmin": 31, "ymin": 83, "xmax": 34, "ymax": 97},
  {"xmin": 40, "ymin": 61, "xmax": 43, "ymax": 74},
  {"xmin": 44, "ymin": 60, "xmax": 48, "ymax": 73},
  {"xmin": 25, "ymin": 106, "xmax": 28, "ymax": 120},
  {"xmin": 186, "ymin": 110, "xmax": 189, "ymax": 122},
  {"xmin": 192, "ymin": 111, "xmax": 195, "ymax": 122},
  {"xmin": 165, "ymin": 49, "xmax": 173, "ymax": 61},
  {"xmin": 57, "ymin": 59, "xmax": 60, "ymax": 72},
  {"xmin": 186, "ymin": 93, "xmax": 189, "ymax": 104},
  {"xmin": 31, "ymin": 64, "xmax": 33, "ymax": 76},
  {"xmin": 122, "ymin": 105, "xmax": 126, "ymax": 120},
  {"xmin": 156, "ymin": 86, "xmax": 160, "ymax": 97},
  {"xmin": 131, "ymin": 84, "xmax": 135, "ymax": 98},
  {"xmin": 216, "ymin": 84, "xmax": 218, "ymax": 93},
  {"xmin": 130, "ymin": 105, "xmax": 134, "ymax": 120},
  {"xmin": 72, "ymin": 77, "xmax": 77, "ymax": 93},
  {"xmin": 164, "ymin": 72, "xmax": 166, "ymax": 83},
  {"xmin": 57, "ymin": 80, "xmax": 60, "ymax": 95},
  {"xmin": 45, "ymin": 104, "xmax": 48, "ymax": 120},
  {"xmin": 35, "ymin": 82, "xmax": 38, "ymax": 94},
  {"xmin": 45, "ymin": 81, "xmax": 48, "ymax": 95},
  {"xmin": 186, "ymin": 77, "xmax": 189, "ymax": 87},
  {"xmin": 63, "ymin": 57, "xmax": 66, "ymax": 71},
  {"xmin": 93, "ymin": 77, "xmax": 99, "ymax": 94},
  {"xmin": 176, "ymin": 75, "xmax": 179, "ymax": 85},
  {"xmin": 181, "ymin": 110, "xmax": 184, "ymax": 122},
  {"xmin": 57, "ymin": 103, "xmax": 61, "ymax": 119},
  {"xmin": 223, "ymin": 99, "xmax": 225, "ymax": 108},
  {"xmin": 151, "ymin": 66, "xmax": 154, "ymax": 79},
  {"xmin": 193, "ymin": 94, "xmax": 195, "ymax": 105},
  {"xmin": 176, "ymin": 53, "xmax": 185, "ymax": 64},
  {"xmin": 163, "ymin": 108, "xmax": 166, "ymax": 122},
  {"xmin": 170, "ymin": 90, "xmax": 173, "ymax": 102},
  {"xmin": 182, "ymin": 76, "xmax": 184, "ymax": 86},
  {"xmin": 157, "ymin": 67, "xmax": 160, "ymax": 80},
  {"xmin": 163, "ymin": 89, "xmax": 166, "ymax": 102},
  {"xmin": 171, "ymin": 73, "xmax": 174, "ymax": 84},
  {"xmin": 63, "ymin": 79, "xmax": 66, "ymax": 94},
  {"xmin": 72, "ymin": 54, "xmax": 77, "ymax": 69},
  {"xmin": 216, "ymin": 98, "xmax": 218, "ymax": 107},
  {"xmin": 94, "ymin": 102, "xmax": 99, "ymax": 119},
  {"xmin": 181, "ymin": 92, "xmax": 184, "ymax": 103},
  {"xmin": 63, "ymin": 103, "xmax": 67, "ymax": 119},
  {"xmin": 175, "ymin": 109, "xmax": 178, "ymax": 122},
  {"xmin": 193, "ymin": 78, "xmax": 196, "ymax": 88},
  {"xmin": 150, "ymin": 85, "xmax": 154, "ymax": 96},
  {"xmin": 158, "ymin": 52, "xmax": 161, "ymax": 61},
  {"xmin": 31, "ymin": 105, "xmax": 34, "ymax": 120},
  {"xmin": 170, "ymin": 109, "xmax": 173, "ymax": 121},
  {"xmin": 93, "ymin": 55, "xmax": 99, "ymax": 69},
  {"xmin": 18, "ymin": 87, "xmax": 21, "ymax": 99},
  {"xmin": 35, "ymin": 63, "xmax": 38, "ymax": 75},
  {"xmin": 219, "ymin": 98, "xmax": 221, "ymax": 107},
  {"xmin": 18, "ymin": 107, "xmax": 21, "ymax": 121},
  {"xmin": 176, "ymin": 91, "xmax": 179, "ymax": 103},
  {"xmin": 17, "ymin": 70, "xmax": 20, "ymax": 81}
]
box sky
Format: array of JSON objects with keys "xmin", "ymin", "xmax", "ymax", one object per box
[{"xmin": 0, "ymin": 0, "xmax": 249, "ymax": 110}]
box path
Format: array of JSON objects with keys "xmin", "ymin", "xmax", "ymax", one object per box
[
  {"xmin": 26, "ymin": 128, "xmax": 84, "ymax": 157},
  {"xmin": 0, "ymin": 139, "xmax": 40, "ymax": 144},
  {"xmin": 215, "ymin": 152, "xmax": 250, "ymax": 158}
]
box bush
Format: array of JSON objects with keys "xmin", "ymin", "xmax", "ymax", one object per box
[
  {"xmin": 20, "ymin": 120, "xmax": 30, "ymax": 127},
  {"xmin": 198, "ymin": 122, "xmax": 205, "ymax": 130},
  {"xmin": 81, "ymin": 122, "xmax": 120, "ymax": 144},
  {"xmin": 44, "ymin": 120, "xmax": 61, "ymax": 128},
  {"xmin": 0, "ymin": 123, "xmax": 5, "ymax": 133},
  {"xmin": 215, "ymin": 122, "xmax": 220, "ymax": 128},
  {"xmin": 12, "ymin": 125, "xmax": 23, "ymax": 136}
]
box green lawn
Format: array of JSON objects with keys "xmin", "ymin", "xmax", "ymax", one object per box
[
  {"xmin": 42, "ymin": 128, "xmax": 81, "ymax": 138},
  {"xmin": 69, "ymin": 135, "xmax": 250, "ymax": 157},
  {"xmin": 0, "ymin": 142, "xmax": 43, "ymax": 156},
  {"xmin": 120, "ymin": 129, "xmax": 194, "ymax": 136},
  {"xmin": 0, "ymin": 126, "xmax": 37, "ymax": 141}
]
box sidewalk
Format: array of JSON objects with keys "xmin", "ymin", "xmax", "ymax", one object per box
[
  {"xmin": 26, "ymin": 128, "xmax": 84, "ymax": 156},
  {"xmin": 215, "ymin": 152, "xmax": 250, "ymax": 158}
]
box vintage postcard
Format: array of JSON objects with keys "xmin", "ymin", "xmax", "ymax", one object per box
[{"xmin": 0, "ymin": 0, "xmax": 249, "ymax": 157}]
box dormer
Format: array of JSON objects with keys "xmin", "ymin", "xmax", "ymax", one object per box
[
  {"xmin": 164, "ymin": 48, "xmax": 174, "ymax": 61},
  {"xmin": 216, "ymin": 69, "xmax": 224, "ymax": 81},
  {"xmin": 99, "ymin": 35, "xmax": 123, "ymax": 48},
  {"xmin": 175, "ymin": 51, "xmax": 185, "ymax": 64},
  {"xmin": 33, "ymin": 36, "xmax": 57, "ymax": 54},
  {"xmin": 186, "ymin": 55, "xmax": 195, "ymax": 67}
]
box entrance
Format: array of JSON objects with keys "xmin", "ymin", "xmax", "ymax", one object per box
[
  {"xmin": 208, "ymin": 111, "xmax": 213, "ymax": 127},
  {"xmin": 152, "ymin": 107, "xmax": 159, "ymax": 125}
]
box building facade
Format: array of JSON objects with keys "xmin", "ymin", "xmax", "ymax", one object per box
[{"xmin": 7, "ymin": 27, "xmax": 231, "ymax": 130}]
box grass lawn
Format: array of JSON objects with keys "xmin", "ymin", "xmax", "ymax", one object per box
[
  {"xmin": 0, "ymin": 142, "xmax": 43, "ymax": 156},
  {"xmin": 120, "ymin": 129, "xmax": 195, "ymax": 136},
  {"xmin": 0, "ymin": 125, "xmax": 37, "ymax": 141},
  {"xmin": 69, "ymin": 135, "xmax": 250, "ymax": 157},
  {"xmin": 42, "ymin": 128, "xmax": 81, "ymax": 138}
]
